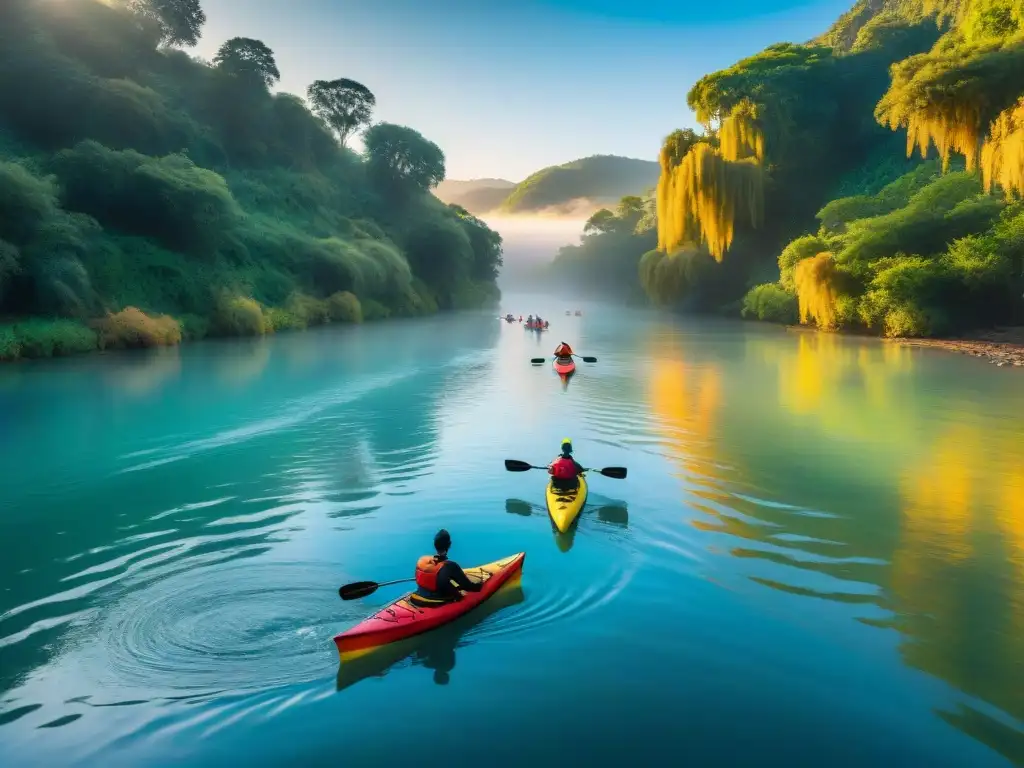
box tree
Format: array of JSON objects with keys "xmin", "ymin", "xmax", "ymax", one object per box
[
  {"xmin": 213, "ymin": 38, "xmax": 280, "ymax": 88},
  {"xmin": 129, "ymin": 0, "xmax": 205, "ymax": 47},
  {"xmin": 307, "ymin": 79, "xmax": 375, "ymax": 147},
  {"xmin": 364, "ymin": 122, "xmax": 445, "ymax": 193},
  {"xmin": 583, "ymin": 208, "xmax": 617, "ymax": 235}
]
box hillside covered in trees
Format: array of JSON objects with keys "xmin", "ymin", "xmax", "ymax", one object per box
[
  {"xmin": 0, "ymin": 0, "xmax": 503, "ymax": 360},
  {"xmin": 436, "ymin": 155, "xmax": 659, "ymax": 216},
  {"xmin": 553, "ymin": 0, "xmax": 1024, "ymax": 338}
]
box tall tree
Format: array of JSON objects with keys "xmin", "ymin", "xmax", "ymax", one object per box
[
  {"xmin": 363, "ymin": 122, "xmax": 445, "ymax": 192},
  {"xmin": 213, "ymin": 37, "xmax": 280, "ymax": 88},
  {"xmin": 129, "ymin": 0, "xmax": 205, "ymax": 47},
  {"xmin": 307, "ymin": 79, "xmax": 375, "ymax": 147}
]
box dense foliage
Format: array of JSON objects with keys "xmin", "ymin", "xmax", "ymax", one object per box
[
  {"xmin": 0, "ymin": 0, "xmax": 502, "ymax": 360},
  {"xmin": 553, "ymin": 0, "xmax": 1024, "ymax": 337}
]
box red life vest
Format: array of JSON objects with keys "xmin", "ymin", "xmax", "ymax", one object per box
[
  {"xmin": 550, "ymin": 456, "xmax": 578, "ymax": 480},
  {"xmin": 554, "ymin": 343, "xmax": 573, "ymax": 357},
  {"xmin": 415, "ymin": 555, "xmax": 448, "ymax": 592}
]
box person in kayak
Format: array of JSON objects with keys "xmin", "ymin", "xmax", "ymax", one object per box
[
  {"xmin": 549, "ymin": 439, "xmax": 585, "ymax": 491},
  {"xmin": 554, "ymin": 341, "xmax": 573, "ymax": 358},
  {"xmin": 526, "ymin": 314, "xmax": 534, "ymax": 326},
  {"xmin": 411, "ymin": 529, "xmax": 484, "ymax": 606}
]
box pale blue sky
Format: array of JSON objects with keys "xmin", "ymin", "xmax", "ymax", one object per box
[{"xmin": 195, "ymin": 0, "xmax": 852, "ymax": 181}]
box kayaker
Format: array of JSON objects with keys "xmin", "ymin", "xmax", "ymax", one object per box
[
  {"xmin": 554, "ymin": 341, "xmax": 573, "ymax": 358},
  {"xmin": 549, "ymin": 439, "xmax": 585, "ymax": 491},
  {"xmin": 411, "ymin": 529, "xmax": 483, "ymax": 606},
  {"xmin": 527, "ymin": 314, "xmax": 534, "ymax": 325}
]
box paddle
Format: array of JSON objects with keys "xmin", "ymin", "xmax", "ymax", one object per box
[
  {"xmin": 339, "ymin": 578, "xmax": 413, "ymax": 601},
  {"xmin": 530, "ymin": 354, "xmax": 597, "ymax": 364},
  {"xmin": 503, "ymin": 459, "xmax": 627, "ymax": 479}
]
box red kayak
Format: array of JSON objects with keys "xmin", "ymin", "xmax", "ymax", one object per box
[
  {"xmin": 334, "ymin": 552, "xmax": 526, "ymax": 659},
  {"xmin": 553, "ymin": 355, "xmax": 575, "ymax": 375}
]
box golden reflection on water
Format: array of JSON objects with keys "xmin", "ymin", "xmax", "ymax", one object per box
[{"xmin": 648, "ymin": 325, "xmax": 1024, "ymax": 761}]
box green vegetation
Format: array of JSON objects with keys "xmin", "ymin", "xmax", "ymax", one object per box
[
  {"xmin": 0, "ymin": 0, "xmax": 502, "ymax": 361},
  {"xmin": 552, "ymin": 0, "xmax": 1024, "ymax": 337},
  {"xmin": 435, "ymin": 156, "xmax": 659, "ymax": 215}
]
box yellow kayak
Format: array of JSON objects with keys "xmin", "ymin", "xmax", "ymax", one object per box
[{"xmin": 545, "ymin": 474, "xmax": 588, "ymax": 533}]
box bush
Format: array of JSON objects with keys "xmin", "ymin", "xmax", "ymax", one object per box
[
  {"xmin": 93, "ymin": 306, "xmax": 181, "ymax": 349},
  {"xmin": 326, "ymin": 291, "xmax": 362, "ymax": 323},
  {"xmin": 265, "ymin": 306, "xmax": 305, "ymax": 332},
  {"xmin": 178, "ymin": 313, "xmax": 209, "ymax": 341},
  {"xmin": 0, "ymin": 318, "xmax": 98, "ymax": 359},
  {"xmin": 360, "ymin": 298, "xmax": 390, "ymax": 321},
  {"xmin": 286, "ymin": 292, "xmax": 330, "ymax": 326},
  {"xmin": 741, "ymin": 283, "xmax": 799, "ymax": 323},
  {"xmin": 211, "ymin": 294, "xmax": 269, "ymax": 336}
]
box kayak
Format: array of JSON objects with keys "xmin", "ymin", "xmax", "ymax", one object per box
[
  {"xmin": 525, "ymin": 324, "xmax": 548, "ymax": 331},
  {"xmin": 333, "ymin": 552, "xmax": 526, "ymax": 660},
  {"xmin": 553, "ymin": 355, "xmax": 575, "ymax": 375},
  {"xmin": 546, "ymin": 474, "xmax": 588, "ymax": 533}
]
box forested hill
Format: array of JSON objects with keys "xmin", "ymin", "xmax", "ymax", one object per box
[
  {"xmin": 552, "ymin": 0, "xmax": 1024, "ymax": 339},
  {"xmin": 436, "ymin": 155, "xmax": 660, "ymax": 216},
  {"xmin": 0, "ymin": 0, "xmax": 503, "ymax": 361}
]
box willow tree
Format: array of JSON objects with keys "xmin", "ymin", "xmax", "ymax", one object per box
[
  {"xmin": 656, "ymin": 101, "xmax": 764, "ymax": 260},
  {"xmin": 875, "ymin": 36, "xmax": 1024, "ymax": 172},
  {"xmin": 981, "ymin": 96, "xmax": 1024, "ymax": 196},
  {"xmin": 793, "ymin": 252, "xmax": 842, "ymax": 329}
]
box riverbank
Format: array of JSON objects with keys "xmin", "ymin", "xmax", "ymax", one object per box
[
  {"xmin": 891, "ymin": 327, "xmax": 1024, "ymax": 367},
  {"xmin": 785, "ymin": 324, "xmax": 1024, "ymax": 367}
]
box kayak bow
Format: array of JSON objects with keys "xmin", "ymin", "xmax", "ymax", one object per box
[{"xmin": 333, "ymin": 552, "xmax": 526, "ymax": 660}]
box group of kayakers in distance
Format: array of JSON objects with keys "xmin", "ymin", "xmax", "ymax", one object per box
[{"xmin": 501, "ymin": 313, "xmax": 552, "ymax": 328}]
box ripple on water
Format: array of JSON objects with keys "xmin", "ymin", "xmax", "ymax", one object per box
[{"xmin": 95, "ymin": 560, "xmax": 342, "ymax": 696}]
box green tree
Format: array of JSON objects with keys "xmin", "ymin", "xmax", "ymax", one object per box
[
  {"xmin": 364, "ymin": 122, "xmax": 445, "ymax": 193},
  {"xmin": 129, "ymin": 0, "xmax": 205, "ymax": 47},
  {"xmin": 213, "ymin": 37, "xmax": 280, "ymax": 88},
  {"xmin": 307, "ymin": 78, "xmax": 375, "ymax": 147}
]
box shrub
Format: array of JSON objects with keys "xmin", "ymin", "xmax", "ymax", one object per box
[
  {"xmin": 360, "ymin": 298, "xmax": 390, "ymax": 321},
  {"xmin": 741, "ymin": 283, "xmax": 799, "ymax": 323},
  {"xmin": 326, "ymin": 291, "xmax": 362, "ymax": 323},
  {"xmin": 178, "ymin": 313, "xmax": 209, "ymax": 341},
  {"xmin": 93, "ymin": 306, "xmax": 181, "ymax": 349},
  {"xmin": 211, "ymin": 294, "xmax": 269, "ymax": 336},
  {"xmin": 0, "ymin": 318, "xmax": 98, "ymax": 359},
  {"xmin": 286, "ymin": 292, "xmax": 330, "ymax": 326}
]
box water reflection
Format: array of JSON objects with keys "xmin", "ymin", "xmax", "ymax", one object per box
[
  {"xmin": 504, "ymin": 498, "xmax": 629, "ymax": 553},
  {"xmin": 647, "ymin": 323, "xmax": 1024, "ymax": 763},
  {"xmin": 336, "ymin": 579, "xmax": 526, "ymax": 692}
]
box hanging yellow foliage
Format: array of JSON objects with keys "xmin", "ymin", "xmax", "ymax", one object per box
[
  {"xmin": 981, "ymin": 97, "xmax": 1024, "ymax": 196},
  {"xmin": 656, "ymin": 104, "xmax": 765, "ymax": 260},
  {"xmin": 793, "ymin": 252, "xmax": 840, "ymax": 329},
  {"xmin": 878, "ymin": 97, "xmax": 984, "ymax": 171},
  {"xmin": 719, "ymin": 100, "xmax": 765, "ymax": 163}
]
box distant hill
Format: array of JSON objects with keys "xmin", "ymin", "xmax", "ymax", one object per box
[
  {"xmin": 498, "ymin": 155, "xmax": 659, "ymax": 215},
  {"xmin": 437, "ymin": 155, "xmax": 660, "ymax": 216},
  {"xmin": 434, "ymin": 178, "xmax": 515, "ymax": 213}
]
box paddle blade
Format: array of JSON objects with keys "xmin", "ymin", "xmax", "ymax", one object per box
[
  {"xmin": 339, "ymin": 581, "xmax": 379, "ymax": 601},
  {"xmin": 598, "ymin": 466, "xmax": 627, "ymax": 479},
  {"xmin": 530, "ymin": 358, "xmax": 545, "ymax": 364},
  {"xmin": 581, "ymin": 356, "xmax": 597, "ymax": 363},
  {"xmin": 504, "ymin": 459, "xmax": 534, "ymax": 472}
]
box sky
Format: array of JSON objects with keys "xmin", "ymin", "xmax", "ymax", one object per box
[{"xmin": 195, "ymin": 0, "xmax": 854, "ymax": 182}]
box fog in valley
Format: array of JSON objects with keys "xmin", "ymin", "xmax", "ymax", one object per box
[{"xmin": 485, "ymin": 215, "xmax": 587, "ymax": 293}]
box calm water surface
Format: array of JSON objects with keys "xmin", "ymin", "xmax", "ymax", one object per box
[{"xmin": 1, "ymin": 297, "xmax": 1023, "ymax": 766}]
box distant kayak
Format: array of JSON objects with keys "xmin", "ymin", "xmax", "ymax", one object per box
[
  {"xmin": 553, "ymin": 356, "xmax": 575, "ymax": 376},
  {"xmin": 546, "ymin": 475, "xmax": 588, "ymax": 533},
  {"xmin": 334, "ymin": 553, "xmax": 526, "ymax": 659},
  {"xmin": 525, "ymin": 324, "xmax": 548, "ymax": 331}
]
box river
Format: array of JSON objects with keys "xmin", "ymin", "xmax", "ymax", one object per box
[{"xmin": 1, "ymin": 297, "xmax": 1022, "ymax": 766}]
